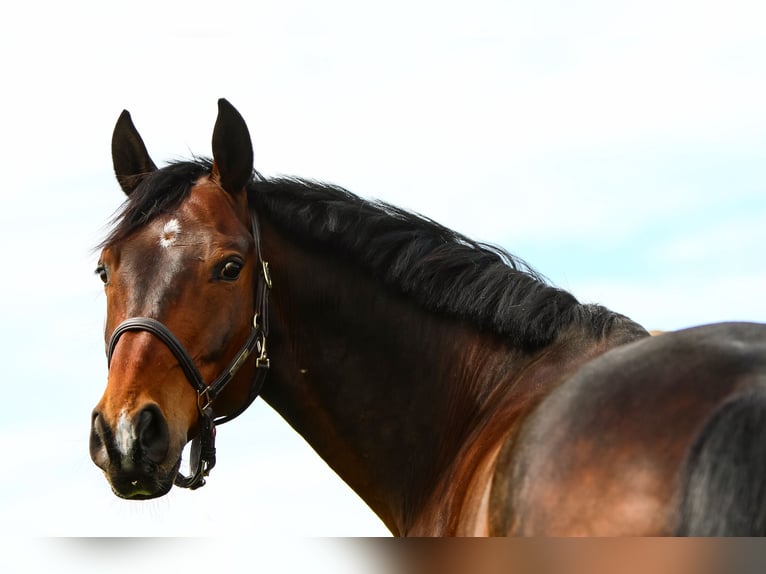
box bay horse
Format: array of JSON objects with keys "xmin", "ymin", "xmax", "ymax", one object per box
[{"xmin": 90, "ymin": 99, "xmax": 766, "ymax": 536}]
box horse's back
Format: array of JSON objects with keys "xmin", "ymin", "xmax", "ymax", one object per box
[{"xmin": 490, "ymin": 322, "xmax": 766, "ymax": 536}]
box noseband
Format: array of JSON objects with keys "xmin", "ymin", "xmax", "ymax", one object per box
[{"xmin": 106, "ymin": 210, "xmax": 272, "ymax": 490}]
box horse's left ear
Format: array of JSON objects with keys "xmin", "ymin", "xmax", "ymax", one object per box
[{"xmin": 211, "ymin": 99, "xmax": 254, "ymax": 196}]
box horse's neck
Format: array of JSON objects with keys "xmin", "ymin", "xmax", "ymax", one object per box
[
  {"xmin": 258, "ymin": 221, "xmax": 532, "ymax": 533},
  {"xmin": 256, "ymin": 219, "xmax": 647, "ymax": 535}
]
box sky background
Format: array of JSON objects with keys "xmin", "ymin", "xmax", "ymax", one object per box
[{"xmin": 1, "ymin": 0, "xmax": 765, "ymax": 569}]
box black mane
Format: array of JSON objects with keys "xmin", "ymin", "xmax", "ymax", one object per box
[
  {"xmin": 100, "ymin": 158, "xmax": 644, "ymax": 350},
  {"xmin": 100, "ymin": 159, "xmax": 213, "ymax": 250}
]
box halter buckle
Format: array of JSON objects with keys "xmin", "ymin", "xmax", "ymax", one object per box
[
  {"xmin": 198, "ymin": 387, "xmax": 213, "ymax": 414},
  {"xmin": 262, "ymin": 260, "xmax": 272, "ymax": 289},
  {"xmin": 255, "ymin": 335, "xmax": 270, "ymax": 369}
]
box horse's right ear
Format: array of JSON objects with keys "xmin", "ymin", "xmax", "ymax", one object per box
[{"xmin": 111, "ymin": 110, "xmax": 157, "ymax": 196}]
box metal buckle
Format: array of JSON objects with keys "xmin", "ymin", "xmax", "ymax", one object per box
[
  {"xmin": 262, "ymin": 260, "xmax": 272, "ymax": 289},
  {"xmin": 198, "ymin": 387, "xmax": 213, "ymax": 413},
  {"xmin": 255, "ymin": 335, "xmax": 270, "ymax": 369}
]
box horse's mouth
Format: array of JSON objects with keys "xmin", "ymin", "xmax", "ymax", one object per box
[
  {"xmin": 107, "ymin": 457, "xmax": 180, "ymax": 500},
  {"xmin": 111, "ymin": 479, "xmax": 173, "ymax": 500},
  {"xmin": 113, "ymin": 487, "xmax": 166, "ymax": 500}
]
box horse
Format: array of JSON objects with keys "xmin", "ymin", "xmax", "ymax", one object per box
[{"xmin": 90, "ymin": 99, "xmax": 766, "ymax": 536}]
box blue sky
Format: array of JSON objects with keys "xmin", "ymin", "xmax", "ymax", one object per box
[{"xmin": 1, "ymin": 0, "xmax": 765, "ymax": 565}]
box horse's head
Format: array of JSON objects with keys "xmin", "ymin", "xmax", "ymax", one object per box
[{"xmin": 90, "ymin": 100, "xmax": 265, "ymax": 499}]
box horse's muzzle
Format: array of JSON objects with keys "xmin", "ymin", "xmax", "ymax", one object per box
[{"xmin": 89, "ymin": 404, "xmax": 177, "ymax": 499}]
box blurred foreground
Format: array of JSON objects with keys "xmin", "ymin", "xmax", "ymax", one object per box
[{"xmin": 20, "ymin": 538, "xmax": 766, "ymax": 574}]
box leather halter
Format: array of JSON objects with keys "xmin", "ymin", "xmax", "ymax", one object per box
[{"xmin": 106, "ymin": 210, "xmax": 272, "ymax": 490}]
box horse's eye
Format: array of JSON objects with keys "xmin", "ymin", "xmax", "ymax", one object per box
[
  {"xmin": 219, "ymin": 260, "xmax": 243, "ymax": 281},
  {"xmin": 95, "ymin": 265, "xmax": 108, "ymax": 284}
]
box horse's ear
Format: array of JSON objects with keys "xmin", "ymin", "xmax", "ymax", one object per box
[
  {"xmin": 111, "ymin": 110, "xmax": 157, "ymax": 196},
  {"xmin": 211, "ymin": 99, "xmax": 254, "ymax": 196}
]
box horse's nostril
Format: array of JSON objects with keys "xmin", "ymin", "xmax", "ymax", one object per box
[
  {"xmin": 90, "ymin": 411, "xmax": 104, "ymax": 446},
  {"xmin": 89, "ymin": 410, "xmax": 109, "ymax": 468},
  {"xmin": 90, "ymin": 409, "xmax": 101, "ymax": 440},
  {"xmin": 136, "ymin": 404, "xmax": 170, "ymax": 464}
]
